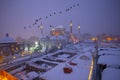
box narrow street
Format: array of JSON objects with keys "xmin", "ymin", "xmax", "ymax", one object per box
[{"xmin": 92, "ymin": 42, "xmax": 101, "ymax": 80}]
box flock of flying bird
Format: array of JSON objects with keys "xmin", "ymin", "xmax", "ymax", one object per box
[{"xmin": 24, "ymin": 3, "xmax": 80, "ymax": 29}]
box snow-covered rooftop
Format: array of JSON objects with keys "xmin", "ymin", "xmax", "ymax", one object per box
[
  {"xmin": 0, "ymin": 42, "xmax": 96, "ymax": 80},
  {"xmin": 97, "ymin": 55, "xmax": 120, "ymax": 66},
  {"xmin": 102, "ymin": 68, "xmax": 120, "ymax": 80},
  {"xmin": 27, "ymin": 71, "xmax": 39, "ymax": 79},
  {"xmin": 40, "ymin": 54, "xmax": 92, "ymax": 80},
  {"xmin": 0, "ymin": 35, "xmax": 16, "ymax": 44},
  {"xmin": 98, "ymin": 50, "xmax": 120, "ymax": 56},
  {"xmin": 50, "ymin": 35, "xmax": 66, "ymax": 40}
]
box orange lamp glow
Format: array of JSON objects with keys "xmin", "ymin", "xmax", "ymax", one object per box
[
  {"xmin": 91, "ymin": 37, "xmax": 98, "ymax": 41},
  {"xmin": 107, "ymin": 37, "xmax": 112, "ymax": 41}
]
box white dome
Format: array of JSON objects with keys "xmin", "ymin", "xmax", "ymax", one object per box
[
  {"xmin": 56, "ymin": 25, "xmax": 64, "ymax": 29},
  {"xmin": 0, "ymin": 36, "xmax": 16, "ymax": 44}
]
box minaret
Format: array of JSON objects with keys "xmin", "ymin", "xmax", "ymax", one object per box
[
  {"xmin": 6, "ymin": 33, "xmax": 9, "ymax": 37},
  {"xmin": 78, "ymin": 25, "xmax": 81, "ymax": 41},
  {"xmin": 40, "ymin": 23, "xmax": 43, "ymax": 35},
  {"xmin": 78, "ymin": 25, "xmax": 80, "ymax": 34},
  {"xmin": 69, "ymin": 20, "xmax": 73, "ymax": 33}
]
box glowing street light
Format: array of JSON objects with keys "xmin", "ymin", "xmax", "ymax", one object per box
[
  {"xmin": 13, "ymin": 56, "xmax": 16, "ymax": 59},
  {"xmin": 21, "ymin": 54, "xmax": 24, "ymax": 57},
  {"xmin": 52, "ymin": 28, "xmax": 55, "ymax": 31},
  {"xmin": 88, "ymin": 56, "xmax": 94, "ymax": 80},
  {"xmin": 35, "ymin": 41, "xmax": 38, "ymax": 45}
]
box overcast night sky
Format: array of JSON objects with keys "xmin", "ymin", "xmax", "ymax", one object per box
[{"xmin": 0, "ymin": 0, "xmax": 120, "ymax": 39}]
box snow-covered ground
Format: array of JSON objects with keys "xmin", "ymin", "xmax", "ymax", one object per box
[
  {"xmin": 40, "ymin": 54, "xmax": 92, "ymax": 80},
  {"xmin": 23, "ymin": 42, "xmax": 95, "ymax": 80},
  {"xmin": 1, "ymin": 42, "xmax": 96, "ymax": 80}
]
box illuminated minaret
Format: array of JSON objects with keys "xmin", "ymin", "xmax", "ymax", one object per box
[
  {"xmin": 78, "ymin": 25, "xmax": 81, "ymax": 41},
  {"xmin": 69, "ymin": 20, "xmax": 73, "ymax": 33},
  {"xmin": 40, "ymin": 23, "xmax": 43, "ymax": 35},
  {"xmin": 78, "ymin": 25, "xmax": 80, "ymax": 34}
]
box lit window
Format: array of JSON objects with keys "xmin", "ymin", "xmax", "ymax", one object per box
[{"xmin": 16, "ymin": 47, "xmax": 18, "ymax": 50}]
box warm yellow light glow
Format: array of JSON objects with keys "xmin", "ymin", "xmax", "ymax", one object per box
[
  {"xmin": 28, "ymin": 51, "xmax": 32, "ymax": 54},
  {"xmin": 12, "ymin": 48, "xmax": 14, "ymax": 51},
  {"xmin": 107, "ymin": 37, "xmax": 112, "ymax": 41},
  {"xmin": 91, "ymin": 37, "xmax": 98, "ymax": 41},
  {"xmin": 114, "ymin": 38, "xmax": 118, "ymax": 41},
  {"xmin": 0, "ymin": 55, "xmax": 3, "ymax": 59},
  {"xmin": 16, "ymin": 47, "xmax": 18, "ymax": 50},
  {"xmin": 21, "ymin": 54, "xmax": 24, "ymax": 57},
  {"xmin": 61, "ymin": 31, "xmax": 65, "ymax": 34},
  {"xmin": 0, "ymin": 70, "xmax": 18, "ymax": 80},
  {"xmin": 70, "ymin": 34, "xmax": 78, "ymax": 43},
  {"xmin": 52, "ymin": 28, "xmax": 55, "ymax": 31},
  {"xmin": 70, "ymin": 21, "xmax": 72, "ymax": 27},
  {"xmin": 88, "ymin": 57, "xmax": 94, "ymax": 80},
  {"xmin": 0, "ymin": 76, "xmax": 8, "ymax": 80},
  {"xmin": 13, "ymin": 56, "xmax": 16, "ymax": 59}
]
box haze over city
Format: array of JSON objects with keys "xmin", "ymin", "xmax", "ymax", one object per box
[
  {"xmin": 0, "ymin": 0, "xmax": 120, "ymax": 80},
  {"xmin": 0, "ymin": 0, "xmax": 120, "ymax": 39}
]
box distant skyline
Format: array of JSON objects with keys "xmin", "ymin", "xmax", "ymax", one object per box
[{"xmin": 0, "ymin": 0, "xmax": 120, "ymax": 39}]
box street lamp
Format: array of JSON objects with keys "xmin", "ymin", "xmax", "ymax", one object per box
[
  {"xmin": 13, "ymin": 56, "xmax": 16, "ymax": 59},
  {"xmin": 52, "ymin": 28, "xmax": 55, "ymax": 31},
  {"xmin": 69, "ymin": 20, "xmax": 73, "ymax": 33}
]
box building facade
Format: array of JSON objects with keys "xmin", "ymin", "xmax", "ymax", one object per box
[{"xmin": 0, "ymin": 34, "xmax": 21, "ymax": 57}]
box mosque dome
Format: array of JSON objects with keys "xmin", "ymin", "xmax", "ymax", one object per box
[{"xmin": 56, "ymin": 25, "xmax": 64, "ymax": 29}]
